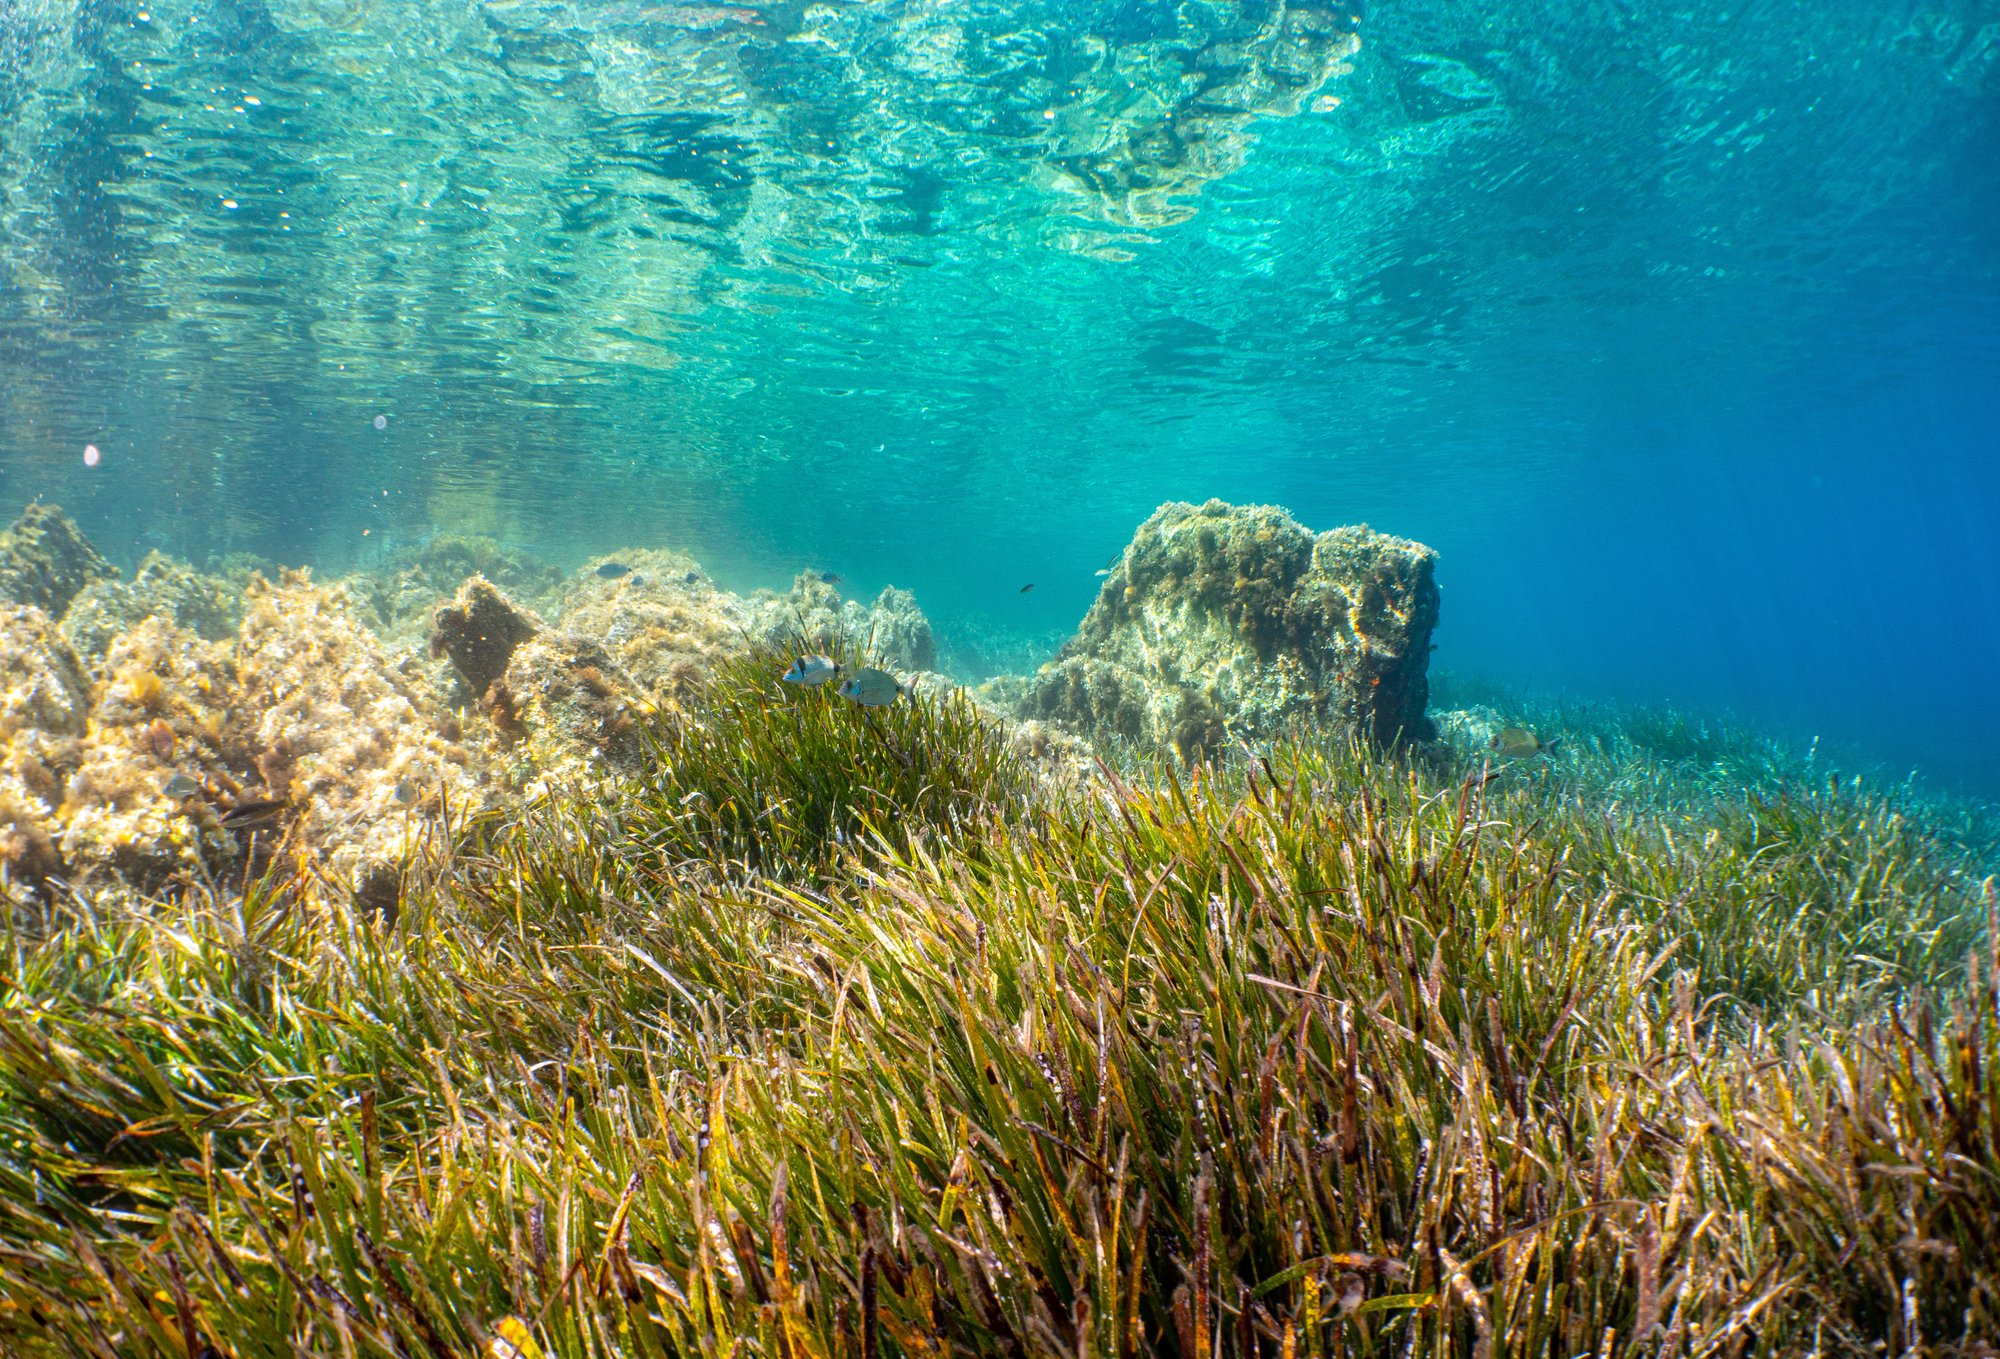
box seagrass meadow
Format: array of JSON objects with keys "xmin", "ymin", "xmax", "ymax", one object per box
[{"xmin": 1, "ymin": 656, "xmax": 1995, "ymax": 1359}]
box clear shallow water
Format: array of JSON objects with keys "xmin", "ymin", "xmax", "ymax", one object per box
[{"xmin": 2, "ymin": 1, "xmax": 1997, "ymax": 786}]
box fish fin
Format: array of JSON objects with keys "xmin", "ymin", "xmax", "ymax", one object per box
[{"xmin": 1543, "ymin": 735, "xmax": 1563, "ymax": 755}]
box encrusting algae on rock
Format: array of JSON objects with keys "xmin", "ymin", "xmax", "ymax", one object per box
[
  {"xmin": 56, "ymin": 617, "xmax": 244, "ymax": 891},
  {"xmin": 235, "ymin": 574, "xmax": 499, "ymax": 885},
  {"xmin": 0, "ymin": 603, "xmax": 91, "ymax": 893},
  {"xmin": 60, "ymin": 550, "xmax": 245, "ymax": 661}
]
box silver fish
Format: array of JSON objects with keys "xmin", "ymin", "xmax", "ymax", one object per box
[
  {"xmin": 782, "ymin": 654, "xmax": 840, "ymax": 686},
  {"xmin": 837, "ymin": 666, "xmax": 904, "ymax": 707},
  {"xmin": 161, "ymin": 771, "xmax": 201, "ymax": 799},
  {"xmin": 1489, "ymin": 727, "xmax": 1561, "ymax": 759},
  {"xmin": 394, "ymin": 779, "xmax": 418, "ymax": 804}
]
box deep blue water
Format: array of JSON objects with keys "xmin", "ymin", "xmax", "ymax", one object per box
[{"xmin": 2, "ymin": 0, "xmax": 1997, "ymax": 789}]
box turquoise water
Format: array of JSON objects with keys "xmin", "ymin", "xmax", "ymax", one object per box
[{"xmin": 2, "ymin": 1, "xmax": 1997, "ymax": 785}]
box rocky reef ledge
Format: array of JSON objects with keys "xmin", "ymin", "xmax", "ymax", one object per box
[{"xmin": 1, "ymin": 498, "xmax": 1439, "ymax": 904}]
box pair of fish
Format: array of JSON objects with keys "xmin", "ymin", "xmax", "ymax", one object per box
[
  {"xmin": 600, "ymin": 561, "xmax": 702, "ymax": 587},
  {"xmin": 781, "ymin": 654, "xmax": 906, "ymax": 706},
  {"xmin": 160, "ymin": 771, "xmax": 290, "ymax": 828}
]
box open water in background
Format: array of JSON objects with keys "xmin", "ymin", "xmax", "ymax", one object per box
[{"xmin": 2, "ymin": 1, "xmax": 1997, "ymax": 789}]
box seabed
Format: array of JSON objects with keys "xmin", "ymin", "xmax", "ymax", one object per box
[{"xmin": 2, "ymin": 497, "xmax": 1996, "ymax": 1356}]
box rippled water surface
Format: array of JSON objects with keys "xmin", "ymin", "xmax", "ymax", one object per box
[{"xmin": 3, "ymin": 0, "xmax": 1997, "ymax": 782}]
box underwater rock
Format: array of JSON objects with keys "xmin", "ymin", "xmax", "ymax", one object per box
[
  {"xmin": 0, "ymin": 503, "xmax": 117, "ymax": 617},
  {"xmin": 865, "ymin": 586, "xmax": 937, "ymax": 672},
  {"xmin": 56, "ymin": 618, "xmax": 245, "ymax": 892},
  {"xmin": 237, "ymin": 575, "xmax": 495, "ymax": 882},
  {"xmin": 745, "ymin": 570, "xmax": 848, "ymax": 650},
  {"xmin": 488, "ymin": 635, "xmax": 648, "ymax": 780},
  {"xmin": 401, "ymin": 534, "xmax": 565, "ymax": 602},
  {"xmin": 1005, "ymin": 717, "xmax": 1102, "ymax": 795},
  {"xmin": 1003, "ymin": 499, "xmax": 1439, "ymax": 757},
  {"xmin": 0, "ymin": 605, "xmax": 93, "ymax": 895},
  {"xmin": 0, "ymin": 604, "xmax": 92, "ymax": 742},
  {"xmin": 429, "ymin": 575, "xmax": 543, "ymax": 699},
  {"xmin": 351, "ymin": 535, "xmax": 567, "ymax": 645},
  {"xmin": 0, "ymin": 792, "xmax": 62, "ymax": 895},
  {"xmin": 60, "ymin": 551, "xmax": 246, "ymax": 664},
  {"xmin": 745, "ymin": 572, "xmax": 941, "ymax": 674},
  {"xmin": 556, "ymin": 551, "xmax": 747, "ymax": 705}
]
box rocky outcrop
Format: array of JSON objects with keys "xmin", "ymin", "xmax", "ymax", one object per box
[
  {"xmin": 558, "ymin": 553, "xmax": 744, "ymax": 708},
  {"xmin": 55, "ymin": 618, "xmax": 246, "ymax": 891},
  {"xmin": 745, "ymin": 573, "xmax": 939, "ymax": 673},
  {"xmin": 236, "ymin": 577, "xmax": 496, "ymax": 883},
  {"xmin": 865, "ymin": 586, "xmax": 937, "ymax": 672},
  {"xmin": 430, "ymin": 575, "xmax": 543, "ymax": 699},
  {"xmin": 349, "ymin": 535, "xmax": 567, "ymax": 646},
  {"xmin": 1001, "ymin": 500, "xmax": 1439, "ymax": 758},
  {"xmin": 61, "ymin": 551, "xmax": 245, "ymax": 663},
  {"xmin": 0, "ymin": 504, "xmax": 117, "ymax": 616}
]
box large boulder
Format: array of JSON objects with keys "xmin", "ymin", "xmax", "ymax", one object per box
[
  {"xmin": 55, "ymin": 618, "xmax": 246, "ymax": 892},
  {"xmin": 557, "ymin": 552, "xmax": 746, "ymax": 706},
  {"xmin": 235, "ymin": 576, "xmax": 496, "ymax": 883},
  {"xmin": 1003, "ymin": 500, "xmax": 1439, "ymax": 758}
]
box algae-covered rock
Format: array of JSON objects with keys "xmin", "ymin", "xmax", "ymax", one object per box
[
  {"xmin": 0, "ymin": 604, "xmax": 92, "ymax": 741},
  {"xmin": 237, "ymin": 575, "xmax": 496, "ymax": 882},
  {"xmin": 429, "ymin": 575, "xmax": 543, "ymax": 699},
  {"xmin": 745, "ymin": 571, "xmax": 846, "ymax": 648},
  {"xmin": 1005, "ymin": 500, "xmax": 1439, "ymax": 756},
  {"xmin": 0, "ymin": 503, "xmax": 117, "ymax": 616},
  {"xmin": 0, "ymin": 605, "xmax": 93, "ymax": 895},
  {"xmin": 350, "ymin": 534, "xmax": 567, "ymax": 645},
  {"xmin": 556, "ymin": 552, "xmax": 746, "ymax": 705},
  {"xmin": 60, "ymin": 551, "xmax": 245, "ymax": 663},
  {"xmin": 488, "ymin": 635, "xmax": 648, "ymax": 782},
  {"xmin": 56, "ymin": 618, "xmax": 245, "ymax": 891},
  {"xmin": 745, "ymin": 573, "xmax": 939, "ymax": 673},
  {"xmin": 865, "ymin": 586, "xmax": 937, "ymax": 672}
]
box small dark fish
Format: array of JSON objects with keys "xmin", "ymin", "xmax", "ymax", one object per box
[
  {"xmin": 1019, "ymin": 583, "xmax": 1034, "ymax": 593},
  {"xmin": 596, "ymin": 562, "xmax": 633, "ymax": 579},
  {"xmin": 393, "ymin": 779, "xmax": 418, "ymax": 805},
  {"xmin": 818, "ymin": 571, "xmax": 843, "ymax": 585},
  {"xmin": 219, "ymin": 797, "xmax": 289, "ymax": 830},
  {"xmin": 161, "ymin": 771, "xmax": 202, "ymax": 799},
  {"xmin": 682, "ymin": 570, "xmax": 699, "ymax": 585}
]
